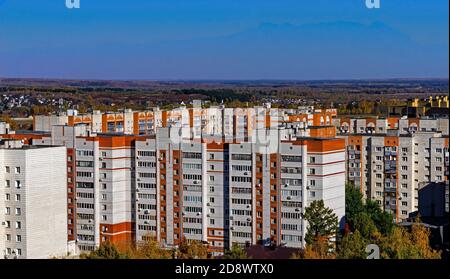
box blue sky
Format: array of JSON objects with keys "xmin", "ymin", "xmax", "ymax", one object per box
[{"xmin": 0, "ymin": 0, "xmax": 448, "ymax": 80}]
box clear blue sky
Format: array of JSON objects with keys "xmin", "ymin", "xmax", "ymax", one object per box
[{"xmin": 0, "ymin": 0, "xmax": 448, "ymax": 80}]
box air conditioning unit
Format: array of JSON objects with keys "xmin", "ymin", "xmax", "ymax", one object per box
[
  {"xmin": 158, "ymin": 158, "xmax": 163, "ymax": 161},
  {"xmin": 99, "ymin": 158, "xmax": 103, "ymax": 161},
  {"xmin": 230, "ymin": 227, "xmax": 234, "ymax": 231},
  {"xmin": 136, "ymin": 188, "xmax": 140, "ymax": 192},
  {"xmin": 295, "ymin": 208, "xmax": 300, "ymax": 212},
  {"xmin": 306, "ymin": 186, "xmax": 310, "ymax": 190},
  {"xmin": 206, "ymin": 203, "xmax": 210, "ymax": 206},
  {"xmin": 1, "ymin": 222, "xmax": 6, "ymax": 226},
  {"xmin": 144, "ymin": 221, "xmax": 149, "ymax": 225},
  {"xmin": 207, "ymin": 214, "xmax": 210, "ymax": 217},
  {"xmin": 284, "ymin": 183, "xmax": 289, "ymax": 188},
  {"xmin": 144, "ymin": 209, "xmax": 150, "ymax": 214},
  {"xmin": 244, "ymin": 172, "xmax": 248, "ymax": 175},
  {"xmin": 137, "ymin": 178, "xmax": 141, "ymax": 181},
  {"xmin": 193, "ymin": 180, "xmax": 199, "ymax": 185},
  {"xmin": 196, "ymin": 212, "xmax": 201, "ymax": 216},
  {"xmin": 247, "ymin": 218, "xmax": 251, "ymax": 222},
  {"xmin": 257, "ymin": 184, "xmax": 262, "ymax": 187},
  {"xmin": 286, "ymin": 196, "xmax": 292, "ymax": 200},
  {"xmin": 88, "ymin": 219, "xmax": 93, "ymax": 223},
  {"xmin": 136, "ymin": 198, "xmax": 139, "ymax": 202},
  {"xmin": 246, "ymin": 205, "xmax": 251, "ymax": 209}
]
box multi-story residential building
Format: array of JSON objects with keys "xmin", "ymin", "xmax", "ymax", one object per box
[
  {"xmin": 339, "ymin": 130, "xmax": 449, "ymax": 222},
  {"xmin": 0, "ymin": 141, "xmax": 68, "ymax": 259},
  {"xmin": 132, "ymin": 126, "xmax": 345, "ymax": 255},
  {"xmin": 3, "ymin": 105, "xmax": 345, "ymax": 255},
  {"xmin": 334, "ymin": 116, "xmax": 448, "ymax": 136}
]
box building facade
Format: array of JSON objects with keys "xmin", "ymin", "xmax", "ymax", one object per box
[{"xmin": 0, "ymin": 142, "xmax": 68, "ymax": 259}]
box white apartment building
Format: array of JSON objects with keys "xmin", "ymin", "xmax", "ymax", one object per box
[
  {"xmin": 340, "ymin": 130, "xmax": 449, "ymax": 222},
  {"xmin": 0, "ymin": 141, "xmax": 68, "ymax": 259}
]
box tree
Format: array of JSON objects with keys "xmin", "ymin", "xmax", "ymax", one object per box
[
  {"xmin": 337, "ymin": 230, "xmax": 368, "ymax": 259},
  {"xmin": 352, "ymin": 212, "xmax": 378, "ymax": 239},
  {"xmin": 376, "ymin": 219, "xmax": 441, "ymax": 259},
  {"xmin": 222, "ymin": 244, "xmax": 249, "ymax": 259},
  {"xmin": 345, "ymin": 183, "xmax": 393, "ymax": 237},
  {"xmin": 177, "ymin": 238, "xmax": 208, "ymax": 259},
  {"xmin": 345, "ymin": 183, "xmax": 364, "ymax": 230},
  {"xmin": 291, "ymin": 236, "xmax": 336, "ymax": 259},
  {"xmin": 82, "ymin": 241, "xmax": 129, "ymax": 259},
  {"xmin": 0, "ymin": 115, "xmax": 18, "ymax": 130},
  {"xmin": 130, "ymin": 236, "xmax": 173, "ymax": 259},
  {"xmin": 365, "ymin": 200, "xmax": 393, "ymax": 235},
  {"xmin": 303, "ymin": 200, "xmax": 338, "ymax": 245}
]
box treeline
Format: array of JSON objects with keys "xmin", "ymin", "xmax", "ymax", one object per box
[{"xmin": 291, "ymin": 185, "xmax": 441, "ymax": 259}]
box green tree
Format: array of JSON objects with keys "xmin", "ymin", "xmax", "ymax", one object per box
[
  {"xmin": 83, "ymin": 241, "xmax": 129, "ymax": 259},
  {"xmin": 352, "ymin": 212, "xmax": 378, "ymax": 239},
  {"xmin": 345, "ymin": 183, "xmax": 364, "ymax": 230},
  {"xmin": 303, "ymin": 200, "xmax": 338, "ymax": 245},
  {"xmin": 337, "ymin": 230, "xmax": 368, "ymax": 259},
  {"xmin": 222, "ymin": 244, "xmax": 249, "ymax": 259}
]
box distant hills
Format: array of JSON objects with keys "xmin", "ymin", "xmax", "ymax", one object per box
[{"xmin": 1, "ymin": 21, "xmax": 448, "ymax": 80}]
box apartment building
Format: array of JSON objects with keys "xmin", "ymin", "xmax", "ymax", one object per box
[
  {"xmin": 3, "ymin": 105, "xmax": 345, "ymax": 255},
  {"xmin": 133, "ymin": 126, "xmax": 345, "ymax": 254},
  {"xmin": 334, "ymin": 116, "xmax": 449, "ymax": 136},
  {"xmin": 339, "ymin": 130, "xmax": 449, "ymax": 222},
  {"xmin": 0, "ymin": 141, "xmax": 68, "ymax": 259},
  {"xmin": 33, "ymin": 104, "xmax": 337, "ymax": 137}
]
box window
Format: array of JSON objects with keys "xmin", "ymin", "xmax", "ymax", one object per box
[
  {"xmin": 5, "ymin": 207, "xmax": 10, "ymax": 215},
  {"xmin": 15, "ymin": 167, "xmax": 20, "ymax": 174},
  {"xmin": 15, "ymin": 208, "xmax": 21, "ymax": 216},
  {"xmin": 16, "ymin": 221, "xmax": 21, "ymax": 229},
  {"xmin": 15, "ymin": 194, "xmax": 20, "ymax": 201},
  {"xmin": 6, "ymin": 234, "xmax": 11, "ymax": 241},
  {"xmin": 16, "ymin": 235, "xmax": 21, "ymax": 242},
  {"xmin": 209, "ymin": 176, "xmax": 215, "ymax": 182},
  {"xmin": 5, "ymin": 180, "xmax": 10, "ymax": 188},
  {"xmin": 5, "ymin": 193, "xmax": 10, "ymax": 201},
  {"xmin": 309, "ymin": 157, "xmax": 316, "ymax": 163},
  {"xmin": 5, "ymin": 166, "xmax": 10, "ymax": 173},
  {"xmin": 209, "ymin": 153, "xmax": 215, "ymax": 160},
  {"xmin": 309, "ymin": 191, "xmax": 316, "ymax": 198},
  {"xmin": 15, "ymin": 180, "xmax": 21, "ymax": 189},
  {"xmin": 101, "ymin": 194, "xmax": 107, "ymax": 200}
]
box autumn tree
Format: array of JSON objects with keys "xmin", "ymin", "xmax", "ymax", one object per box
[
  {"xmin": 177, "ymin": 238, "xmax": 208, "ymax": 259},
  {"xmin": 129, "ymin": 236, "xmax": 172, "ymax": 259},
  {"xmin": 336, "ymin": 230, "xmax": 368, "ymax": 259},
  {"xmin": 222, "ymin": 244, "xmax": 249, "ymax": 259},
  {"xmin": 82, "ymin": 241, "xmax": 129, "ymax": 259},
  {"xmin": 376, "ymin": 219, "xmax": 441, "ymax": 259},
  {"xmin": 291, "ymin": 236, "xmax": 336, "ymax": 259}
]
